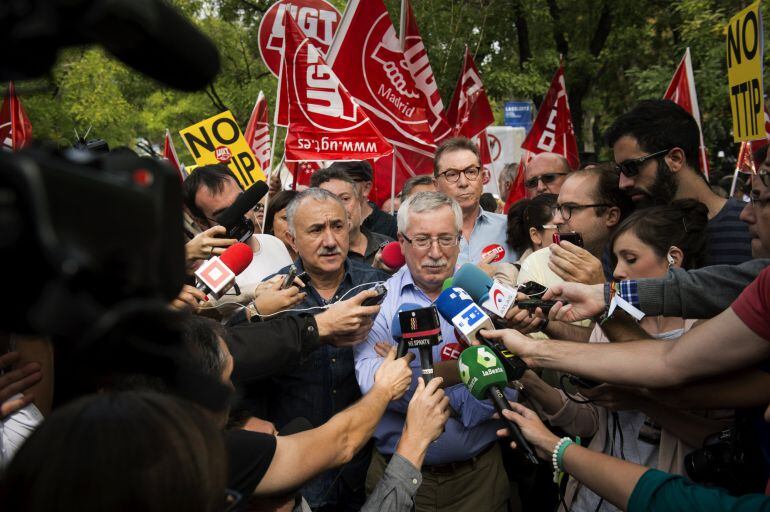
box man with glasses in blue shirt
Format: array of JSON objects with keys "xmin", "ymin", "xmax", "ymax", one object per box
[
  {"xmin": 523, "ymin": 152, "xmax": 572, "ymax": 199},
  {"xmin": 433, "ymin": 137, "xmax": 516, "ymax": 265}
]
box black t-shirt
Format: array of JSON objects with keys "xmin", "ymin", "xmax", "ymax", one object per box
[
  {"xmin": 224, "ymin": 429, "xmax": 277, "ymax": 496},
  {"xmin": 362, "ymin": 202, "xmax": 398, "ymax": 239}
]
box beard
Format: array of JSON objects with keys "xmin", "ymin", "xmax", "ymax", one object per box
[{"xmin": 635, "ymin": 159, "xmax": 678, "ymax": 209}]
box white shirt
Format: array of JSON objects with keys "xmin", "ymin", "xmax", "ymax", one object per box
[{"xmin": 0, "ymin": 396, "xmax": 43, "ymax": 468}]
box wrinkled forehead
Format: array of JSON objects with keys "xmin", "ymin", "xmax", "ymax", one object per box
[
  {"xmin": 295, "ymin": 198, "xmax": 346, "ymax": 224},
  {"xmin": 437, "ymin": 148, "xmax": 480, "ymax": 172},
  {"xmin": 405, "ymin": 205, "xmax": 458, "ymax": 235}
]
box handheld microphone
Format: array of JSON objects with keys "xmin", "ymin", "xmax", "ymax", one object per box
[
  {"xmin": 399, "ymin": 306, "xmax": 442, "ymax": 383},
  {"xmin": 380, "ymin": 241, "xmax": 406, "ymax": 270},
  {"xmin": 434, "ymin": 287, "xmax": 527, "ymax": 381},
  {"xmin": 453, "ymin": 263, "xmax": 518, "ymax": 320},
  {"xmin": 441, "ymin": 277, "xmax": 454, "ymax": 291},
  {"xmin": 459, "ymin": 346, "xmax": 538, "ymax": 464},
  {"xmin": 215, "ymin": 181, "xmax": 269, "ymax": 242},
  {"xmin": 391, "ymin": 303, "xmax": 422, "ymax": 358},
  {"xmin": 194, "ymin": 242, "xmax": 253, "ymax": 299}
]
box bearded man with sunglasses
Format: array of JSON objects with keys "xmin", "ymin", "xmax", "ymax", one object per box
[
  {"xmin": 433, "ymin": 137, "xmax": 516, "ymax": 265},
  {"xmin": 606, "ymin": 100, "xmax": 752, "ymax": 265}
]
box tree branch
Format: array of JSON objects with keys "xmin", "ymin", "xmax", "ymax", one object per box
[
  {"xmin": 589, "ymin": 2, "xmax": 613, "ymax": 57},
  {"xmin": 546, "ymin": 0, "xmax": 569, "ymax": 57},
  {"xmin": 512, "ymin": 0, "xmax": 532, "ymax": 69}
]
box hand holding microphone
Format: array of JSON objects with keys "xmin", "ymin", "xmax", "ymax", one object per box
[
  {"xmin": 185, "ymin": 225, "xmax": 237, "ymax": 267},
  {"xmin": 194, "ymin": 242, "xmax": 253, "ymax": 299}
]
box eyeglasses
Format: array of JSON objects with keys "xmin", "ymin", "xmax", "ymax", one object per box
[
  {"xmin": 551, "ymin": 203, "xmax": 612, "ymax": 221},
  {"xmin": 524, "ymin": 172, "xmax": 568, "ymax": 189},
  {"xmin": 436, "ymin": 166, "xmax": 481, "ymax": 183},
  {"xmin": 253, "ymin": 203, "xmax": 265, "ymax": 212},
  {"xmin": 400, "ymin": 232, "xmax": 461, "ymax": 249},
  {"xmin": 615, "ymin": 148, "xmax": 673, "ymax": 177}
]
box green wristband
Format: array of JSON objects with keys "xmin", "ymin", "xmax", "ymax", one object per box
[{"xmin": 556, "ymin": 438, "xmax": 574, "ymax": 471}]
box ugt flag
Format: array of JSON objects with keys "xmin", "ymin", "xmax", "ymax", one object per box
[
  {"xmin": 244, "ymin": 91, "xmax": 273, "ymax": 175},
  {"xmin": 446, "ymin": 46, "xmax": 495, "ymax": 141},
  {"xmin": 0, "ymin": 81, "xmax": 32, "ymax": 151}
]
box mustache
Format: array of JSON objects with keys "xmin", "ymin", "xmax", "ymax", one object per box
[
  {"xmin": 318, "ymin": 247, "xmax": 342, "ymax": 256},
  {"xmin": 422, "ymin": 258, "xmax": 448, "ymax": 268}
]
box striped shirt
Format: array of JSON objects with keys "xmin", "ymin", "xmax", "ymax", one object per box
[{"xmin": 706, "ymin": 197, "xmax": 753, "ymax": 266}]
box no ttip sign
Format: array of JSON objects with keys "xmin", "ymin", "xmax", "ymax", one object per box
[{"xmin": 259, "ymin": 0, "xmax": 341, "ymax": 77}]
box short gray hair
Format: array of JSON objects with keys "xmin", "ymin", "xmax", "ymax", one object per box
[
  {"xmin": 397, "ymin": 191, "xmax": 462, "ymax": 234},
  {"xmin": 286, "ymin": 188, "xmax": 347, "ymax": 236}
]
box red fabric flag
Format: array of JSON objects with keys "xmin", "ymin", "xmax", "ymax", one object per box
[
  {"xmin": 520, "ymin": 63, "xmax": 580, "ymax": 170},
  {"xmin": 476, "ymin": 130, "xmax": 492, "ymax": 166},
  {"xmin": 503, "ymin": 152, "xmax": 532, "ymax": 213},
  {"xmin": 282, "ymin": 14, "xmax": 392, "ymax": 162},
  {"xmin": 285, "ymin": 160, "xmax": 322, "ymax": 188},
  {"xmin": 244, "ymin": 91, "xmax": 273, "ymax": 175},
  {"xmin": 736, "ymin": 140, "xmax": 756, "ymax": 174},
  {"xmin": 400, "ymin": 0, "xmax": 451, "ymax": 142},
  {"xmin": 325, "ymin": 0, "xmax": 436, "ymax": 164},
  {"xmin": 371, "ymin": 147, "xmax": 434, "ymax": 206},
  {"xmin": 0, "ymin": 81, "xmax": 32, "ymax": 151},
  {"xmin": 446, "ymin": 46, "xmax": 495, "ymax": 140},
  {"xmin": 163, "ymin": 129, "xmax": 186, "ymax": 180},
  {"xmin": 663, "ymin": 48, "xmax": 710, "ymax": 178}
]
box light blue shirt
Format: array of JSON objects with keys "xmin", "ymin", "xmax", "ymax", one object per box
[
  {"xmin": 354, "ymin": 266, "xmax": 517, "ymax": 465},
  {"xmin": 457, "ymin": 208, "xmax": 517, "ymax": 265}
]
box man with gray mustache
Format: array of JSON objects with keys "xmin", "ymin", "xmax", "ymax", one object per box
[{"xmin": 260, "ymin": 188, "xmax": 390, "ymax": 511}]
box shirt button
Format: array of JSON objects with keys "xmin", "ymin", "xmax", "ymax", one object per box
[
  {"xmin": 412, "ymin": 478, "xmax": 418, "ymax": 485},
  {"xmin": 331, "ymin": 358, "xmax": 336, "ymax": 363},
  {"xmin": 308, "ymin": 325, "xmax": 315, "ymax": 332}
]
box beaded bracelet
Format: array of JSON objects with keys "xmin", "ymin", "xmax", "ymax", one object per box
[{"xmin": 551, "ymin": 437, "xmax": 574, "ymax": 482}]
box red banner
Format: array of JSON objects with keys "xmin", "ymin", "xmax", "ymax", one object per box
[
  {"xmin": 663, "ymin": 48, "xmax": 710, "ymax": 177},
  {"xmin": 400, "ymin": 0, "xmax": 451, "ymax": 142},
  {"xmin": 371, "ymin": 147, "xmax": 434, "ymax": 206},
  {"xmin": 0, "ymin": 81, "xmax": 32, "ymax": 151},
  {"xmin": 503, "ymin": 152, "xmax": 532, "ymax": 213},
  {"xmin": 325, "ymin": 0, "xmax": 436, "ymax": 163},
  {"xmin": 244, "ymin": 90, "xmax": 273, "ymax": 175},
  {"xmin": 282, "ymin": 14, "xmax": 392, "ymax": 162},
  {"xmin": 446, "ymin": 46, "xmax": 495, "ymax": 140},
  {"xmin": 163, "ymin": 128, "xmax": 186, "ymax": 180},
  {"xmin": 520, "ymin": 63, "xmax": 579, "ymax": 170}
]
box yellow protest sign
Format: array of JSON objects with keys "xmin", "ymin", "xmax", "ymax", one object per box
[
  {"xmin": 726, "ymin": 1, "xmax": 765, "ymax": 142},
  {"xmin": 179, "ymin": 111, "xmax": 265, "ymax": 188}
]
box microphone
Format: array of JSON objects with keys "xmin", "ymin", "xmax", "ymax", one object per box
[
  {"xmin": 453, "ymin": 263, "xmax": 517, "ymax": 320},
  {"xmin": 194, "ymin": 242, "xmax": 253, "ymax": 299},
  {"xmin": 215, "ymin": 181, "xmax": 269, "ymax": 242},
  {"xmin": 391, "ymin": 303, "xmax": 422, "ymax": 358},
  {"xmin": 441, "ymin": 277, "xmax": 454, "ymax": 291},
  {"xmin": 459, "ymin": 346, "xmax": 538, "ymax": 465},
  {"xmin": 380, "ymin": 241, "xmax": 406, "ymax": 270},
  {"xmin": 434, "ymin": 287, "xmax": 527, "ymax": 381},
  {"xmin": 399, "ymin": 306, "xmax": 442, "ymax": 383}
]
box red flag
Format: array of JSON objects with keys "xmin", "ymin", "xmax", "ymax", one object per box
[
  {"xmin": 446, "ymin": 46, "xmax": 495, "ymax": 140},
  {"xmin": 520, "ymin": 63, "xmax": 580, "ymax": 170},
  {"xmin": 503, "ymin": 152, "xmax": 532, "ymax": 213},
  {"xmin": 663, "ymin": 48, "xmax": 710, "ymax": 178},
  {"xmin": 282, "ymin": 14, "xmax": 392, "ymax": 161},
  {"xmin": 0, "ymin": 81, "xmax": 32, "ymax": 151},
  {"xmin": 163, "ymin": 129, "xmax": 186, "ymax": 180},
  {"xmin": 371, "ymin": 147, "xmax": 434, "ymax": 206},
  {"xmin": 735, "ymin": 140, "xmax": 756, "ymax": 174},
  {"xmin": 476, "ymin": 130, "xmax": 492, "ymax": 166},
  {"xmin": 325, "ymin": 0, "xmax": 436, "ymax": 164},
  {"xmin": 285, "ymin": 160, "xmax": 322, "ymax": 188},
  {"xmin": 400, "ymin": 0, "xmax": 451, "ymax": 142},
  {"xmin": 244, "ymin": 91, "xmax": 273, "ymax": 175}
]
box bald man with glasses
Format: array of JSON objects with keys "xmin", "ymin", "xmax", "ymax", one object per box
[{"xmin": 523, "ymin": 152, "xmax": 572, "ymax": 199}]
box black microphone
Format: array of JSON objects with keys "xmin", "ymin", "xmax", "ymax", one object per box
[
  {"xmin": 215, "ymin": 181, "xmax": 268, "ymax": 242},
  {"xmin": 399, "ymin": 306, "xmax": 442, "ymax": 383}
]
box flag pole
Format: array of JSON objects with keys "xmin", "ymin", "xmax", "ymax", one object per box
[{"xmin": 390, "ymin": 146, "xmax": 397, "ymax": 214}]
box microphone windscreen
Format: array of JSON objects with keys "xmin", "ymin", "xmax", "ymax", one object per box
[
  {"xmin": 391, "ymin": 303, "xmax": 422, "ymax": 339},
  {"xmin": 216, "ymin": 181, "xmax": 269, "ymax": 229},
  {"xmin": 458, "ymin": 346, "xmax": 508, "ymax": 400},
  {"xmin": 219, "ymin": 242, "xmax": 253, "ymax": 275},
  {"xmin": 441, "ymin": 277, "xmax": 454, "ymax": 291},
  {"xmin": 434, "ymin": 287, "xmax": 475, "ymax": 322},
  {"xmin": 453, "ymin": 263, "xmax": 494, "ymax": 303},
  {"xmin": 380, "ymin": 242, "xmax": 406, "ymax": 269}
]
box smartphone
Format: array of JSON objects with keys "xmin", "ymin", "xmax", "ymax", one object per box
[
  {"xmin": 568, "ymin": 375, "xmax": 600, "ymax": 389},
  {"xmin": 280, "ymin": 265, "xmax": 298, "ymax": 290},
  {"xmin": 296, "ymin": 272, "xmax": 310, "ymax": 286},
  {"xmin": 553, "ymin": 232, "xmax": 584, "ymax": 247},
  {"xmin": 518, "ymin": 281, "xmax": 547, "ymax": 298},
  {"xmin": 361, "ymin": 284, "xmax": 388, "ymax": 306},
  {"xmin": 516, "ymin": 298, "xmax": 562, "ymax": 315}
]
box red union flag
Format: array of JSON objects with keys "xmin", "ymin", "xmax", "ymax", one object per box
[
  {"xmin": 325, "ymin": 0, "xmax": 436, "ymax": 164},
  {"xmin": 371, "ymin": 147, "xmax": 434, "ymax": 206},
  {"xmin": 244, "ymin": 91, "xmax": 272, "ymax": 175},
  {"xmin": 663, "ymin": 48, "xmax": 710, "ymax": 178},
  {"xmin": 282, "ymin": 14, "xmax": 392, "ymax": 161},
  {"xmin": 503, "ymin": 151, "xmax": 532, "ymax": 213},
  {"xmin": 163, "ymin": 129, "xmax": 186, "ymax": 180},
  {"xmin": 0, "ymin": 81, "xmax": 32, "ymax": 151},
  {"xmin": 400, "ymin": 0, "xmax": 451, "ymax": 142},
  {"xmin": 446, "ymin": 47, "xmax": 495, "ymax": 140},
  {"xmin": 521, "ymin": 63, "xmax": 579, "ymax": 170}
]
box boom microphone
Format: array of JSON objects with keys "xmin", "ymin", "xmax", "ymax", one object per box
[
  {"xmin": 399, "ymin": 306, "xmax": 442, "ymax": 383},
  {"xmin": 434, "ymin": 287, "xmax": 527, "ymax": 381},
  {"xmin": 194, "ymin": 242, "xmax": 253, "ymax": 299},
  {"xmin": 391, "ymin": 303, "xmax": 422, "ymax": 358},
  {"xmin": 215, "ymin": 181, "xmax": 269, "ymax": 242},
  {"xmin": 459, "ymin": 346, "xmax": 538, "ymax": 464},
  {"xmin": 453, "ymin": 263, "xmax": 517, "ymax": 320}
]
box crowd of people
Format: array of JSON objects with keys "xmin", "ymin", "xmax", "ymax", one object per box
[{"xmin": 1, "ymin": 98, "xmax": 769, "ymax": 512}]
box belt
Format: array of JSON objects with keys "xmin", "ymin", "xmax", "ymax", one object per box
[{"xmin": 381, "ymin": 442, "xmax": 494, "ymax": 475}]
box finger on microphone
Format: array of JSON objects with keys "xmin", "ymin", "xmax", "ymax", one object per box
[
  {"xmin": 403, "ymin": 351, "xmax": 416, "ymax": 364},
  {"xmin": 385, "ymin": 346, "xmax": 397, "ymax": 360},
  {"xmin": 424, "ymin": 376, "xmax": 443, "ymax": 393},
  {"xmin": 415, "ymin": 376, "xmax": 426, "ymax": 391}
]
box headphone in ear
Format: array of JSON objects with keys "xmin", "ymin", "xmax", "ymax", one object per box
[{"xmin": 666, "ymin": 247, "xmax": 676, "ymax": 267}]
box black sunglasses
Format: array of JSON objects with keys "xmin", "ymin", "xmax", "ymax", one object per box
[
  {"xmin": 524, "ymin": 172, "xmax": 568, "ymax": 189},
  {"xmin": 615, "ymin": 148, "xmax": 673, "ymax": 177}
]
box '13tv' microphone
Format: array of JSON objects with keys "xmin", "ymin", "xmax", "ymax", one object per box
[
  {"xmin": 194, "ymin": 242, "xmax": 253, "ymax": 299},
  {"xmin": 391, "ymin": 303, "xmax": 422, "ymax": 358},
  {"xmin": 453, "ymin": 263, "xmax": 517, "ymax": 321},
  {"xmin": 459, "ymin": 346, "xmax": 538, "ymax": 465},
  {"xmin": 435, "ymin": 287, "xmax": 528, "ymax": 381},
  {"xmin": 399, "ymin": 306, "xmax": 442, "ymax": 383},
  {"xmin": 215, "ymin": 180, "xmax": 269, "ymax": 242}
]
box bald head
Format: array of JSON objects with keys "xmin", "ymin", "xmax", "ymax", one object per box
[{"xmin": 524, "ymin": 153, "xmax": 571, "ymax": 198}]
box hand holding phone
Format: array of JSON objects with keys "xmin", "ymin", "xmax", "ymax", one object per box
[
  {"xmin": 361, "ymin": 284, "xmax": 388, "ymax": 306},
  {"xmin": 553, "ymin": 232, "xmax": 584, "ymax": 248},
  {"xmin": 280, "ymin": 265, "xmax": 298, "ymax": 290},
  {"xmin": 516, "ymin": 299, "xmax": 563, "ymax": 315}
]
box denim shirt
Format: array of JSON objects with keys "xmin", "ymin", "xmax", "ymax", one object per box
[
  {"xmin": 265, "ymin": 258, "xmax": 388, "ymax": 507},
  {"xmin": 457, "ymin": 208, "xmax": 517, "ymax": 265}
]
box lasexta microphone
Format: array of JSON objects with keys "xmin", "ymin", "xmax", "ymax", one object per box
[
  {"xmin": 380, "ymin": 242, "xmax": 406, "ymax": 270},
  {"xmin": 399, "ymin": 306, "xmax": 442, "ymax": 383},
  {"xmin": 459, "ymin": 346, "xmax": 538, "ymax": 464},
  {"xmin": 391, "ymin": 303, "xmax": 421, "ymax": 358},
  {"xmin": 453, "ymin": 263, "xmax": 517, "ymax": 320},
  {"xmin": 435, "ymin": 287, "xmax": 527, "ymax": 380},
  {"xmin": 215, "ymin": 181, "xmax": 269, "ymax": 242},
  {"xmin": 194, "ymin": 242, "xmax": 253, "ymax": 299}
]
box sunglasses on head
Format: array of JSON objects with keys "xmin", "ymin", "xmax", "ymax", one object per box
[
  {"xmin": 524, "ymin": 172, "xmax": 568, "ymax": 189},
  {"xmin": 615, "ymin": 148, "xmax": 673, "ymax": 178}
]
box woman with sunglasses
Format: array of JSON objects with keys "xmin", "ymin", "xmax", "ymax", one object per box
[{"xmin": 515, "ymin": 199, "xmax": 730, "ymax": 512}]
